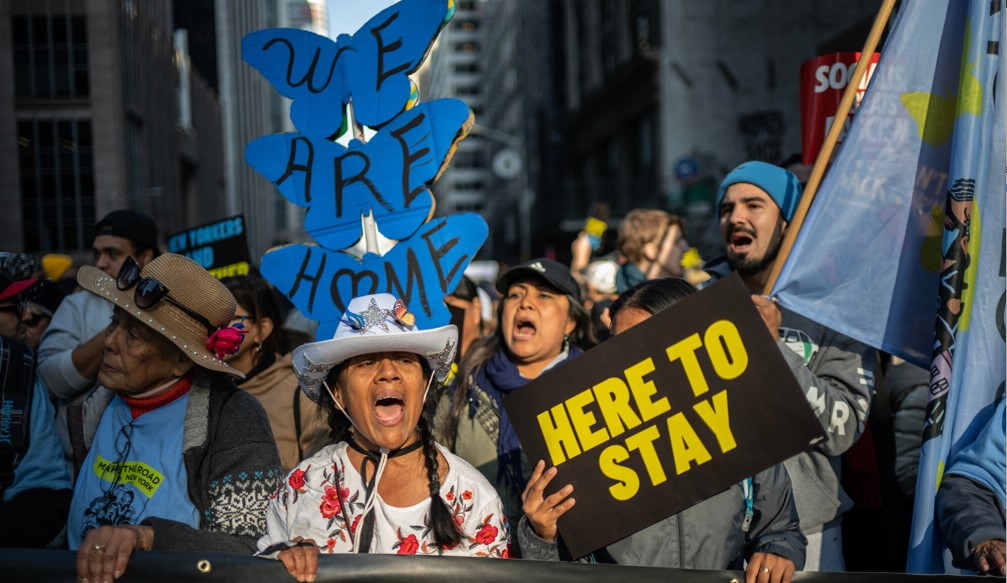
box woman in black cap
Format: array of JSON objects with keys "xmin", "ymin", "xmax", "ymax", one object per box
[
  {"xmin": 518, "ymin": 277, "xmax": 805, "ymax": 582},
  {"xmin": 436, "ymin": 258, "xmax": 594, "ymax": 533}
]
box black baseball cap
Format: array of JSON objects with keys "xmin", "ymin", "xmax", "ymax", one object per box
[
  {"xmin": 94, "ymin": 209, "xmax": 159, "ymax": 253},
  {"xmin": 496, "ymin": 258, "xmax": 582, "ymax": 303}
]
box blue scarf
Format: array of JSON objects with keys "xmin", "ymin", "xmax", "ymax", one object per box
[
  {"xmin": 471, "ymin": 344, "xmax": 583, "ymax": 496},
  {"xmin": 616, "ymin": 263, "xmax": 646, "ymax": 293}
]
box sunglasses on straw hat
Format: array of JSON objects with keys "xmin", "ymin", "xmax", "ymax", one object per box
[{"xmin": 116, "ymin": 256, "xmax": 213, "ymax": 333}]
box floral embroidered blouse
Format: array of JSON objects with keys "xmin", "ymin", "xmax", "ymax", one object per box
[{"xmin": 257, "ymin": 441, "xmax": 510, "ymax": 557}]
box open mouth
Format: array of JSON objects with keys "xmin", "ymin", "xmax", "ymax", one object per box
[
  {"xmin": 729, "ymin": 231, "xmax": 754, "ymax": 253},
  {"xmin": 374, "ymin": 394, "xmax": 405, "ymax": 425},
  {"xmin": 513, "ymin": 316, "xmax": 537, "ymax": 340}
]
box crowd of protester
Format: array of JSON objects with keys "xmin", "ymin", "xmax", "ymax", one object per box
[{"xmin": 0, "ymin": 160, "xmax": 1002, "ymax": 583}]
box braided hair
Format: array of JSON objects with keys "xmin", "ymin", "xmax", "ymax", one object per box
[
  {"xmin": 321, "ymin": 359, "xmax": 462, "ymax": 551},
  {"xmin": 417, "ymin": 415, "xmax": 462, "ymax": 549}
]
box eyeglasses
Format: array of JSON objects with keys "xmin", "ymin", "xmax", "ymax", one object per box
[
  {"xmin": 116, "ymin": 257, "xmax": 214, "ymax": 333},
  {"xmin": 100, "ymin": 422, "xmax": 134, "ymax": 493},
  {"xmin": 229, "ymin": 313, "xmax": 253, "ymax": 327}
]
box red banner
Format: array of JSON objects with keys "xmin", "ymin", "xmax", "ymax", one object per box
[{"xmin": 799, "ymin": 52, "xmax": 881, "ymax": 164}]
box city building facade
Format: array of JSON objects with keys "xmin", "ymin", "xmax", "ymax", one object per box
[
  {"xmin": 1, "ymin": 0, "xmax": 226, "ymax": 258},
  {"xmin": 419, "ymin": 1, "xmax": 492, "ymax": 222}
]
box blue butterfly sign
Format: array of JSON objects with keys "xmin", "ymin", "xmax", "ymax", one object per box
[
  {"xmin": 245, "ymin": 98, "xmax": 473, "ymax": 251},
  {"xmin": 261, "ymin": 213, "xmax": 488, "ymax": 338},
  {"xmin": 242, "ymin": 0, "xmax": 454, "ymax": 138}
]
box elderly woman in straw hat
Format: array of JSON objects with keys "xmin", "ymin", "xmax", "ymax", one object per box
[
  {"xmin": 257, "ymin": 293, "xmax": 509, "ymax": 581},
  {"xmin": 69, "ymin": 253, "xmax": 282, "ymax": 583}
]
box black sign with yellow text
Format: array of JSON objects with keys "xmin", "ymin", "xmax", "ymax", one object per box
[
  {"xmin": 504, "ymin": 273, "xmax": 824, "ymax": 558},
  {"xmin": 167, "ymin": 215, "xmax": 252, "ymax": 280}
]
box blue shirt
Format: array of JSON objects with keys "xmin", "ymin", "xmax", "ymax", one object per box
[
  {"xmin": 2, "ymin": 378, "xmax": 72, "ymax": 501},
  {"xmin": 947, "ymin": 396, "xmax": 1007, "ymax": 507},
  {"xmin": 67, "ymin": 393, "xmax": 198, "ymax": 549}
]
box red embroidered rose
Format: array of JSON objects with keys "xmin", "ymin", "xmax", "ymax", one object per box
[
  {"xmin": 501, "ymin": 545, "xmax": 511, "ymax": 559},
  {"xmin": 454, "ymin": 514, "xmax": 465, "ymax": 526},
  {"xmin": 288, "ymin": 468, "xmax": 307, "ymax": 490},
  {"xmin": 474, "ymin": 523, "xmax": 498, "ymax": 545},
  {"xmin": 440, "ymin": 538, "xmax": 459, "ymax": 551},
  {"xmin": 445, "ymin": 491, "xmax": 455, "ymax": 502},
  {"xmin": 206, "ymin": 325, "xmax": 247, "ymax": 360},
  {"xmin": 326, "ymin": 538, "xmax": 336, "ymax": 552},
  {"xmin": 462, "ymin": 490, "xmax": 473, "ymax": 501},
  {"xmin": 350, "ymin": 514, "xmax": 362, "ymax": 534},
  {"xmin": 397, "ymin": 534, "xmax": 419, "ymax": 555},
  {"xmin": 320, "ymin": 484, "xmax": 343, "ymax": 518}
]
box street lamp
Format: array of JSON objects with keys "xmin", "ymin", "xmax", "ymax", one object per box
[{"xmin": 471, "ymin": 124, "xmax": 534, "ymax": 262}]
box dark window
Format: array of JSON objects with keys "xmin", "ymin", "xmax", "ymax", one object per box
[
  {"xmin": 452, "ymin": 151, "xmax": 487, "ymax": 169},
  {"xmin": 452, "ymin": 20, "xmax": 478, "ymax": 32},
  {"xmin": 18, "ymin": 118, "xmax": 96, "ymax": 251},
  {"xmin": 630, "ymin": 0, "xmax": 660, "ymax": 54},
  {"xmin": 455, "ymin": 85, "xmax": 481, "ymax": 97},
  {"xmin": 454, "ymin": 180, "xmax": 486, "ymax": 191},
  {"xmin": 453, "ymin": 62, "xmax": 480, "ymax": 74},
  {"xmin": 454, "ymin": 201, "xmax": 484, "ymax": 213},
  {"xmin": 12, "ymin": 15, "xmax": 89, "ymax": 98},
  {"xmin": 601, "ymin": 0, "xmax": 618, "ymax": 75},
  {"xmin": 453, "ymin": 42, "xmax": 479, "ymax": 53}
]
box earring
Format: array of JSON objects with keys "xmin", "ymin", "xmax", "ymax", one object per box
[{"xmin": 254, "ymin": 342, "xmax": 262, "ymax": 354}]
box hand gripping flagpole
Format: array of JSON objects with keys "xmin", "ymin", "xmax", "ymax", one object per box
[{"xmin": 763, "ymin": 0, "xmax": 898, "ymax": 295}]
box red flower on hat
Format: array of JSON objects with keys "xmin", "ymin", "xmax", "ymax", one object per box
[{"xmin": 206, "ymin": 325, "xmax": 247, "ymax": 360}]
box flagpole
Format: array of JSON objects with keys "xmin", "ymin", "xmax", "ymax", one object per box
[{"xmin": 764, "ymin": 0, "xmax": 898, "ymax": 295}]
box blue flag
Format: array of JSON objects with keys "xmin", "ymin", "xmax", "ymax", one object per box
[
  {"xmin": 772, "ymin": 0, "xmax": 1004, "ymax": 573},
  {"xmin": 907, "ymin": 0, "xmax": 1006, "ymax": 573},
  {"xmin": 772, "ymin": 1, "xmax": 971, "ymax": 367}
]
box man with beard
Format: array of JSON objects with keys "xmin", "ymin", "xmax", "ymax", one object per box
[{"xmin": 703, "ymin": 162, "xmax": 877, "ymax": 572}]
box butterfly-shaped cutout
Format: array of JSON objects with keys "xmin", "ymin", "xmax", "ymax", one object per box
[
  {"xmin": 261, "ymin": 213, "xmax": 488, "ymax": 340},
  {"xmin": 245, "ymin": 99, "xmax": 473, "ymax": 251},
  {"xmin": 242, "ymin": 0, "xmax": 452, "ymax": 139},
  {"xmin": 393, "ymin": 298, "xmax": 416, "ymax": 328}
]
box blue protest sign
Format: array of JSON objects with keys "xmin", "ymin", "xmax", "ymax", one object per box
[
  {"xmin": 242, "ymin": 0, "xmax": 452, "ymax": 138},
  {"xmin": 261, "ymin": 213, "xmax": 488, "ymax": 339},
  {"xmin": 245, "ymin": 99, "xmax": 473, "ymax": 250}
]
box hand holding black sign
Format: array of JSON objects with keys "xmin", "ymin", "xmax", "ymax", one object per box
[{"xmin": 505, "ymin": 274, "xmax": 824, "ymax": 559}]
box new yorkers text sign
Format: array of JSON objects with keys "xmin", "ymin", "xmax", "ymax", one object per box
[
  {"xmin": 505, "ymin": 274, "xmax": 824, "ymax": 558},
  {"xmin": 167, "ymin": 215, "xmax": 251, "ymax": 279}
]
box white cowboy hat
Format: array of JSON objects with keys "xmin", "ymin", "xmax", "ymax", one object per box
[{"xmin": 293, "ymin": 293, "xmax": 457, "ymax": 403}]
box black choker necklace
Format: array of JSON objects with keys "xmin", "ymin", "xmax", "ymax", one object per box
[
  {"xmin": 347, "ymin": 436, "xmax": 423, "ymax": 461},
  {"xmin": 344, "ymin": 436, "xmax": 425, "ymax": 554}
]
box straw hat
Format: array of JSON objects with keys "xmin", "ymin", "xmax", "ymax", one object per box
[
  {"xmin": 77, "ymin": 253, "xmax": 243, "ymax": 377},
  {"xmin": 293, "ymin": 293, "xmax": 457, "ymax": 403}
]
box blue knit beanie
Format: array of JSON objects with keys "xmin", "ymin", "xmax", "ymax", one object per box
[{"xmin": 716, "ymin": 162, "xmax": 803, "ymax": 222}]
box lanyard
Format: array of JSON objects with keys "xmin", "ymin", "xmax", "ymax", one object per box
[{"xmin": 741, "ymin": 476, "xmax": 754, "ymax": 533}]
